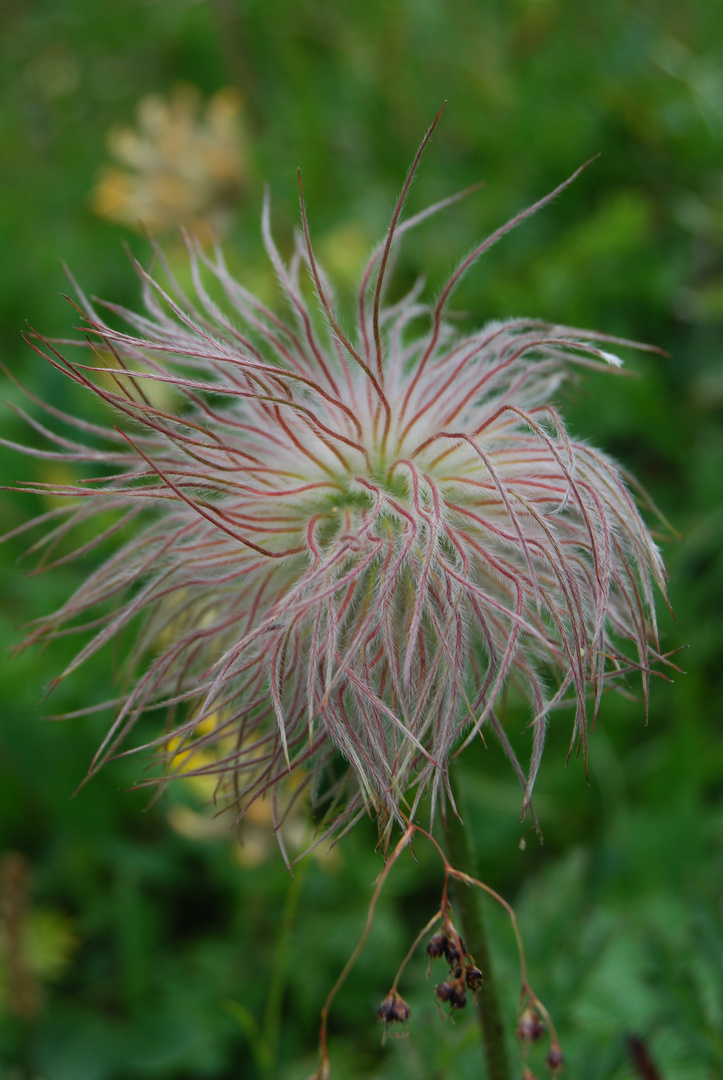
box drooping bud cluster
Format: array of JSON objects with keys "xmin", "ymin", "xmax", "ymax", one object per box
[
  {"xmin": 546, "ymin": 1044, "xmax": 564, "ymax": 1073},
  {"xmin": 516, "ymin": 1005, "xmax": 545, "ymax": 1044},
  {"xmin": 377, "ymin": 988, "xmax": 412, "ymax": 1038},
  {"xmin": 426, "ymin": 918, "xmax": 482, "ymax": 1016},
  {"xmin": 516, "ymin": 1000, "xmax": 566, "ymax": 1076},
  {"xmin": 378, "ymin": 992, "xmax": 411, "ymax": 1025}
]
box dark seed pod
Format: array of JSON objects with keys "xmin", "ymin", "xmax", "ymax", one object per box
[
  {"xmin": 391, "ymin": 996, "xmax": 411, "ymax": 1023},
  {"xmin": 426, "ymin": 932, "xmax": 447, "ymax": 959},
  {"xmin": 465, "ymin": 965, "xmax": 483, "ymax": 992},
  {"xmin": 443, "ymin": 935, "xmax": 466, "ymax": 965},
  {"xmin": 435, "ymin": 979, "xmax": 466, "ymax": 1010},
  {"xmin": 378, "ymin": 998, "xmax": 395, "ymax": 1023},
  {"xmin": 378, "ymin": 990, "xmax": 411, "ymax": 1025},
  {"xmin": 546, "ymin": 1044, "xmax": 564, "ymax": 1072},
  {"xmin": 516, "ymin": 1006, "xmax": 545, "ymax": 1042}
]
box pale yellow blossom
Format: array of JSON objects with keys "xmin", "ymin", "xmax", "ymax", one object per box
[{"xmin": 92, "ymin": 84, "xmax": 246, "ymax": 237}]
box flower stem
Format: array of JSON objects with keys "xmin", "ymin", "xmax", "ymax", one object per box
[
  {"xmin": 442, "ymin": 765, "xmax": 511, "ymax": 1080},
  {"xmin": 262, "ymin": 858, "xmax": 308, "ymax": 1076}
]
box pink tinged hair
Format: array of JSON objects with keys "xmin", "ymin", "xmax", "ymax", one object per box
[{"xmin": 2, "ymin": 123, "xmax": 671, "ymax": 852}]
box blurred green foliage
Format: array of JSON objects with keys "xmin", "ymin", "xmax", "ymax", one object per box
[{"xmin": 1, "ymin": 1, "xmax": 722, "ymax": 1078}]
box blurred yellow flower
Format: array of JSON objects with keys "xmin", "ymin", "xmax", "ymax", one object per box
[
  {"xmin": 165, "ymin": 717, "xmax": 340, "ymax": 870},
  {"xmin": 92, "ymin": 84, "xmax": 246, "ymax": 237}
]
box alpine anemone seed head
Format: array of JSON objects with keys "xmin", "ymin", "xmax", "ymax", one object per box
[{"xmin": 6, "ymin": 111, "xmax": 667, "ymax": 854}]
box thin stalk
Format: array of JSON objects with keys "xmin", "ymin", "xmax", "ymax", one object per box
[
  {"xmin": 262, "ymin": 857, "xmax": 309, "ymax": 1075},
  {"xmin": 225, "ymin": 857, "xmax": 309, "ymax": 1079},
  {"xmin": 315, "ymin": 826, "xmax": 415, "ymax": 1078},
  {"xmin": 442, "ymin": 765, "xmax": 511, "ymax": 1080}
]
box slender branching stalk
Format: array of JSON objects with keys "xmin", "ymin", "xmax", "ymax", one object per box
[
  {"xmin": 443, "ymin": 765, "xmax": 510, "ymax": 1080},
  {"xmin": 310, "ymin": 820, "xmax": 559, "ymax": 1079}
]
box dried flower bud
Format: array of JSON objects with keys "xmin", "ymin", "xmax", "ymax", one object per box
[
  {"xmin": 516, "ymin": 1006, "xmax": 545, "ymax": 1043},
  {"xmin": 546, "ymin": 1044, "xmax": 564, "ymax": 1072},
  {"xmin": 435, "ymin": 979, "xmax": 467, "ymax": 1010},
  {"xmin": 443, "ymin": 935, "xmax": 466, "ymax": 965},
  {"xmin": 426, "ymin": 932, "xmax": 447, "ymax": 959},
  {"xmin": 377, "ymin": 990, "xmax": 411, "ymax": 1025},
  {"xmin": 465, "ymin": 965, "xmax": 483, "ymax": 992}
]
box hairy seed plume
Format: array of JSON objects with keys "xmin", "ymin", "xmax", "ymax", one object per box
[{"xmin": 3, "ymin": 114, "xmax": 668, "ymax": 855}]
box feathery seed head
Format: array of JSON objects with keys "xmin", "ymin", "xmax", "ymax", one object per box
[{"xmin": 6, "ymin": 112, "xmax": 667, "ymax": 853}]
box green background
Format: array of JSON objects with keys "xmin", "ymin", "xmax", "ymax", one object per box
[{"xmin": 1, "ymin": 1, "xmax": 722, "ymax": 1077}]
